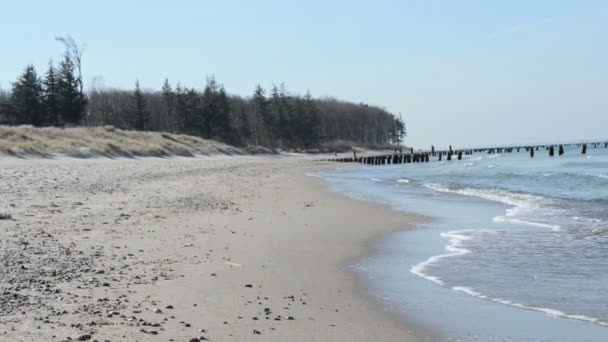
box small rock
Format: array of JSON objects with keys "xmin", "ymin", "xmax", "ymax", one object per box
[
  {"xmin": 77, "ymin": 334, "xmax": 92, "ymax": 341},
  {"xmin": 253, "ymin": 329, "xmax": 262, "ymax": 335},
  {"xmin": 153, "ymin": 308, "xmax": 162, "ymax": 314}
]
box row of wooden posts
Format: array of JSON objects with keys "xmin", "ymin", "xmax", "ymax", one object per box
[{"xmin": 325, "ymin": 142, "xmax": 608, "ymax": 165}]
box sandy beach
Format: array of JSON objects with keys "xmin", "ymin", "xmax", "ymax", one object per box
[{"xmin": 0, "ymin": 156, "xmax": 430, "ymax": 342}]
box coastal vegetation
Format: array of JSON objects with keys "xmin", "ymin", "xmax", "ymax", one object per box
[{"xmin": 0, "ymin": 38, "xmax": 406, "ymax": 152}]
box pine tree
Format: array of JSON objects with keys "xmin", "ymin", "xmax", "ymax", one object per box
[
  {"xmin": 42, "ymin": 60, "xmax": 60, "ymax": 125},
  {"xmin": 11, "ymin": 65, "xmax": 45, "ymax": 126},
  {"xmin": 303, "ymin": 90, "xmax": 321, "ymax": 146},
  {"xmin": 252, "ymin": 85, "xmax": 269, "ymax": 146},
  {"xmin": 200, "ymin": 76, "xmax": 220, "ymax": 138},
  {"xmin": 131, "ymin": 80, "xmax": 150, "ymax": 131},
  {"xmin": 57, "ymin": 54, "xmax": 86, "ymax": 124},
  {"xmin": 161, "ymin": 78, "xmax": 175, "ymax": 132},
  {"xmin": 215, "ymin": 86, "xmax": 238, "ymax": 144},
  {"xmin": 270, "ymin": 83, "xmax": 292, "ymax": 145},
  {"xmin": 237, "ymin": 106, "xmax": 251, "ymax": 144}
]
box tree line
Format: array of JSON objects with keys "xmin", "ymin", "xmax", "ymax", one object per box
[{"xmin": 0, "ymin": 40, "xmax": 405, "ymax": 149}]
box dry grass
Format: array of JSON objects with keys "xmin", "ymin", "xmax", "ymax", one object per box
[{"xmin": 0, "ymin": 125, "xmax": 271, "ymax": 158}]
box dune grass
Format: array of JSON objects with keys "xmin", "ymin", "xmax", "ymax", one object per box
[{"xmin": 0, "ymin": 125, "xmax": 269, "ymax": 158}]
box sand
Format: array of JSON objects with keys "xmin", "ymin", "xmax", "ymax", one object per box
[{"xmin": 0, "ymin": 155, "xmax": 431, "ymax": 341}]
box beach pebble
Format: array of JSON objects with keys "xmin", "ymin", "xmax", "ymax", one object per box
[
  {"xmin": 153, "ymin": 308, "xmax": 162, "ymax": 314},
  {"xmin": 77, "ymin": 334, "xmax": 92, "ymax": 341}
]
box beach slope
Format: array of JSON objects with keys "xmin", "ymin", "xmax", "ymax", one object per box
[{"xmin": 0, "ymin": 156, "xmax": 427, "ymax": 341}]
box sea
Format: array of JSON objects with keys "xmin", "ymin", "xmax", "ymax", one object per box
[{"xmin": 316, "ymin": 144, "xmax": 608, "ymax": 341}]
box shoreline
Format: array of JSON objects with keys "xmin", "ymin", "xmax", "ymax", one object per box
[
  {"xmin": 0, "ymin": 156, "xmax": 432, "ymax": 341},
  {"xmin": 319, "ymin": 158, "xmax": 608, "ymax": 341}
]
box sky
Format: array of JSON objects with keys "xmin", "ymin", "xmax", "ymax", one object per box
[{"xmin": 1, "ymin": 0, "xmax": 607, "ymax": 148}]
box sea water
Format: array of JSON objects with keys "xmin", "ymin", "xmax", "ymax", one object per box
[{"xmin": 317, "ymin": 145, "xmax": 608, "ymax": 341}]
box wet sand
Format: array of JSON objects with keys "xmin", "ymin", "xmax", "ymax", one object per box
[{"xmin": 0, "ymin": 156, "xmax": 430, "ymax": 341}]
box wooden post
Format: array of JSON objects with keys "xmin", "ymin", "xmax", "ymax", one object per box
[
  {"xmin": 582, "ymin": 144, "xmax": 587, "ymax": 154},
  {"xmin": 549, "ymin": 146, "xmax": 554, "ymax": 157},
  {"xmin": 457, "ymin": 151, "xmax": 462, "ymax": 160},
  {"xmin": 438, "ymin": 153, "xmax": 442, "ymax": 161},
  {"xmin": 530, "ymin": 148, "xmax": 534, "ymax": 158},
  {"xmin": 447, "ymin": 152, "xmax": 452, "ymax": 161},
  {"xmin": 558, "ymin": 145, "xmax": 564, "ymax": 156},
  {"xmin": 431, "ymin": 145, "xmax": 435, "ymax": 156}
]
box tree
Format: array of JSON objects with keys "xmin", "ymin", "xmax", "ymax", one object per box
[
  {"xmin": 161, "ymin": 78, "xmax": 176, "ymax": 132},
  {"xmin": 42, "ymin": 60, "xmax": 60, "ymax": 125},
  {"xmin": 131, "ymin": 80, "xmax": 150, "ymax": 130},
  {"xmin": 0, "ymin": 86, "xmax": 15, "ymax": 124},
  {"xmin": 252, "ymin": 85, "xmax": 269, "ymax": 146},
  {"xmin": 57, "ymin": 54, "xmax": 87, "ymax": 124},
  {"xmin": 214, "ymin": 85, "xmax": 238, "ymax": 144},
  {"xmin": 394, "ymin": 114, "xmax": 406, "ymax": 145},
  {"xmin": 302, "ymin": 90, "xmax": 321, "ymax": 146},
  {"xmin": 11, "ymin": 65, "xmax": 45, "ymax": 126},
  {"xmin": 269, "ymin": 84, "xmax": 292, "ymax": 145},
  {"xmin": 55, "ymin": 35, "xmax": 85, "ymax": 95}
]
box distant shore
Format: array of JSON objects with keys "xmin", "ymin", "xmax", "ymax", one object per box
[{"xmin": 0, "ymin": 155, "xmax": 430, "ymax": 341}]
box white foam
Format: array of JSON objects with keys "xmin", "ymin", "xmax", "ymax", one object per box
[
  {"xmin": 422, "ymin": 183, "xmax": 543, "ymax": 210},
  {"xmin": 396, "ymin": 178, "xmax": 410, "ymax": 183},
  {"xmin": 591, "ymin": 173, "xmax": 608, "ymax": 180},
  {"xmin": 370, "ymin": 178, "xmax": 383, "ymax": 182},
  {"xmin": 448, "ymin": 286, "xmax": 607, "ymax": 327},
  {"xmin": 485, "ymin": 154, "xmax": 502, "ymax": 159},
  {"xmin": 452, "ymin": 286, "xmax": 487, "ymax": 299},
  {"xmin": 493, "ymin": 216, "xmax": 561, "ymax": 231},
  {"xmin": 410, "ymin": 230, "xmax": 474, "ymax": 286}
]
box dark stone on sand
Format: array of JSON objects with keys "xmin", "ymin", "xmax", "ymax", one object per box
[
  {"xmin": 77, "ymin": 334, "xmax": 92, "ymax": 341},
  {"xmin": 253, "ymin": 329, "xmax": 262, "ymax": 335},
  {"xmin": 165, "ymin": 305, "xmax": 174, "ymax": 309},
  {"xmin": 244, "ymin": 284, "xmax": 253, "ymax": 288}
]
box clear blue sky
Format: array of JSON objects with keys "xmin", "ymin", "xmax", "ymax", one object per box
[{"xmin": 1, "ymin": 0, "xmax": 607, "ymax": 148}]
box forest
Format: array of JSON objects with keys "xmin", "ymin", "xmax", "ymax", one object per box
[{"xmin": 0, "ymin": 39, "xmax": 406, "ymax": 150}]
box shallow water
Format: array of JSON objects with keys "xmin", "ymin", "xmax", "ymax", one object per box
[{"xmin": 318, "ymin": 145, "xmax": 608, "ymax": 341}]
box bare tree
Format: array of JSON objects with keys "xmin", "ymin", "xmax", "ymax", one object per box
[{"xmin": 55, "ymin": 35, "xmax": 86, "ymax": 94}]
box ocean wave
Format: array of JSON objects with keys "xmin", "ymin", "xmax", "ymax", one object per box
[
  {"xmin": 422, "ymin": 183, "xmax": 568, "ymax": 232},
  {"xmin": 493, "ymin": 217, "xmax": 561, "ymax": 231},
  {"xmin": 410, "ymin": 230, "xmax": 474, "ymax": 286},
  {"xmin": 590, "ymin": 173, "xmax": 608, "ymax": 180},
  {"xmin": 396, "ymin": 178, "xmax": 410, "ymax": 183},
  {"xmin": 422, "ymin": 183, "xmax": 544, "ymax": 210},
  {"xmin": 452, "ymin": 287, "xmax": 608, "ymax": 327}
]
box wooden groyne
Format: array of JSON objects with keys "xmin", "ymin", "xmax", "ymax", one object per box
[{"xmin": 323, "ymin": 141, "xmax": 607, "ymax": 166}]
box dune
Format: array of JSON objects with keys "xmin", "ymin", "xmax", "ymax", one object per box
[{"xmin": 0, "ymin": 125, "xmax": 271, "ymax": 158}]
